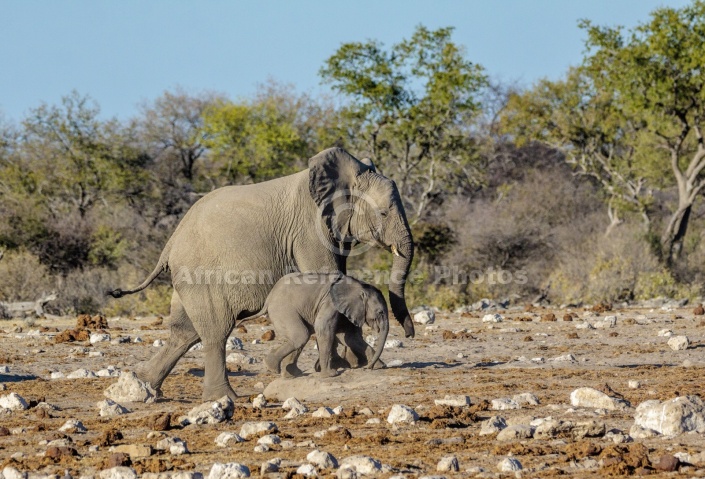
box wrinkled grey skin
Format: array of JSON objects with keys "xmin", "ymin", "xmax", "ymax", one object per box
[
  {"xmin": 239, "ymin": 272, "xmax": 389, "ymax": 378},
  {"xmin": 108, "ymin": 148, "xmax": 414, "ymax": 401}
]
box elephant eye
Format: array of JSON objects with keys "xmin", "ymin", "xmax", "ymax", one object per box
[{"xmin": 379, "ymin": 210, "xmax": 389, "ymax": 218}]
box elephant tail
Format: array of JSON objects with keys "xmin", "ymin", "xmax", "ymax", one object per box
[
  {"xmin": 106, "ymin": 241, "xmax": 172, "ymax": 299},
  {"xmin": 235, "ymin": 304, "xmax": 269, "ymax": 327}
]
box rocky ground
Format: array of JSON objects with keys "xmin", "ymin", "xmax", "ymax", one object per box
[{"xmin": 1, "ymin": 302, "xmax": 705, "ymax": 478}]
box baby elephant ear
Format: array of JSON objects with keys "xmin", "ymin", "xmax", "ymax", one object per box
[{"xmin": 330, "ymin": 277, "xmax": 367, "ymax": 327}]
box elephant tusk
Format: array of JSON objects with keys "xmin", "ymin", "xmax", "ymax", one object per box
[{"xmin": 391, "ymin": 245, "xmax": 400, "ymax": 257}]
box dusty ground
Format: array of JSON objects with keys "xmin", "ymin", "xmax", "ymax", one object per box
[{"xmin": 1, "ymin": 304, "xmax": 705, "ymax": 477}]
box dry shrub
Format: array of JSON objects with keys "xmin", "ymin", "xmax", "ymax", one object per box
[{"xmin": 0, "ymin": 249, "xmax": 53, "ymax": 302}]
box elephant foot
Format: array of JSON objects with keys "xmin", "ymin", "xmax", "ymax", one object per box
[
  {"xmin": 317, "ymin": 369, "xmax": 339, "ymax": 378},
  {"xmin": 135, "ymin": 368, "xmax": 164, "ymax": 397},
  {"xmin": 282, "ymin": 364, "xmax": 304, "ymax": 378},
  {"xmin": 368, "ymin": 358, "xmax": 387, "ymax": 370},
  {"xmin": 315, "ymin": 356, "xmax": 351, "ymax": 372},
  {"xmin": 202, "ymin": 382, "xmax": 238, "ymax": 402},
  {"xmin": 265, "ymin": 354, "xmax": 281, "ymax": 374}
]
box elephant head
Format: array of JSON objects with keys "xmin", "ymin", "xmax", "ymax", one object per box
[
  {"xmin": 309, "ymin": 148, "xmax": 415, "ymax": 338},
  {"xmin": 330, "ymin": 277, "xmax": 389, "ymax": 369}
]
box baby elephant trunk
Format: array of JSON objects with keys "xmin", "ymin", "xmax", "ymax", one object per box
[{"xmin": 367, "ymin": 317, "xmax": 389, "ymax": 369}]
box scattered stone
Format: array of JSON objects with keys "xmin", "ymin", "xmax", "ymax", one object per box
[
  {"xmin": 414, "ymin": 309, "xmax": 435, "ymax": 325},
  {"xmin": 629, "ymin": 424, "xmax": 659, "ymax": 439},
  {"xmin": 634, "ymin": 396, "xmax": 705, "ymax": 435},
  {"xmin": 253, "ymin": 444, "xmax": 269, "ymax": 453},
  {"xmin": 97, "ymin": 399, "xmax": 129, "ymax": 417},
  {"xmin": 181, "ymin": 396, "xmax": 234, "ymax": 425},
  {"xmin": 541, "ymin": 313, "xmax": 556, "ymax": 322},
  {"xmin": 340, "ymin": 456, "xmax": 382, "ymax": 475},
  {"xmin": 513, "ymin": 392, "xmax": 539, "ymax": 406},
  {"xmin": 384, "ymin": 339, "xmax": 403, "ymax": 349},
  {"xmin": 434, "ymin": 395, "xmax": 471, "ymax": 407},
  {"xmin": 215, "ymin": 432, "xmax": 244, "ymax": 447},
  {"xmin": 260, "ymin": 458, "xmax": 281, "ymax": 475},
  {"xmin": 628, "ymin": 380, "xmax": 641, "ymax": 389},
  {"xmin": 386, "ymin": 359, "xmax": 403, "ymax": 368},
  {"xmin": 282, "ymin": 397, "xmax": 308, "ymax": 418},
  {"xmin": 572, "ymin": 420, "xmax": 606, "ymax": 439},
  {"xmin": 668, "ymin": 335, "xmax": 689, "ymax": 351},
  {"xmin": 296, "ymin": 464, "xmax": 317, "ymax": 477},
  {"xmin": 497, "ymin": 425, "xmax": 534, "ymax": 441},
  {"xmin": 307, "ymin": 449, "xmax": 338, "ymax": 469},
  {"xmin": 479, "ymin": 416, "xmax": 507, "ymax": 436},
  {"xmin": 549, "ymin": 353, "xmax": 577, "ymax": 362},
  {"xmin": 252, "ymin": 394, "xmax": 267, "ymax": 409},
  {"xmin": 387, "ymin": 404, "xmax": 418, "ymax": 424},
  {"xmin": 104, "ymin": 371, "xmax": 156, "ymax": 403},
  {"xmin": 153, "ymin": 340, "xmax": 164, "ymax": 347},
  {"xmin": 333, "ymin": 406, "xmax": 344, "ymax": 415},
  {"xmin": 575, "ymin": 322, "xmax": 594, "ymax": 330},
  {"xmin": 113, "ymin": 444, "xmax": 152, "ymax": 458},
  {"xmin": 59, "ymin": 419, "xmax": 86, "ymax": 433},
  {"xmin": 491, "ymin": 397, "xmax": 520, "ymax": 410},
  {"xmin": 312, "ymin": 407, "xmax": 334, "ymax": 418},
  {"xmin": 207, "ymin": 462, "xmax": 250, "ymax": 479},
  {"xmin": 570, "ymin": 387, "xmax": 629, "ymax": 410},
  {"xmin": 226, "ymin": 352, "xmax": 255, "ymax": 364},
  {"xmin": 239, "ymin": 421, "xmax": 278, "ymax": 439},
  {"xmin": 694, "ymin": 304, "xmax": 705, "ymax": 315},
  {"xmin": 658, "ymin": 329, "xmax": 673, "ymax": 337},
  {"xmin": 45, "ymin": 445, "xmax": 78, "ymax": 460},
  {"xmin": 257, "ymin": 434, "xmax": 281, "ymax": 446},
  {"xmin": 2, "ymin": 467, "xmax": 26, "ymax": 479},
  {"xmin": 497, "ymin": 457, "xmax": 522, "ymax": 472},
  {"xmin": 0, "ymin": 392, "xmax": 28, "ymax": 411},
  {"xmin": 67, "ymin": 368, "xmax": 96, "ymax": 379},
  {"xmin": 654, "ymin": 454, "xmax": 680, "ymax": 472},
  {"xmin": 98, "ymin": 467, "xmax": 138, "ymax": 479},
  {"xmin": 261, "ymin": 330, "xmax": 275, "ymax": 341},
  {"xmin": 189, "ymin": 343, "xmax": 203, "ymax": 352},
  {"xmin": 482, "ymin": 313, "xmax": 503, "ymax": 323},
  {"xmin": 97, "ymin": 366, "xmax": 121, "ymax": 377},
  {"xmin": 226, "ymin": 337, "xmax": 244, "ymax": 350},
  {"xmin": 50, "ymin": 371, "xmax": 65, "ymax": 379},
  {"xmin": 437, "ymin": 455, "xmax": 459, "ymax": 472},
  {"xmin": 155, "ymin": 437, "xmax": 188, "ymax": 455}
]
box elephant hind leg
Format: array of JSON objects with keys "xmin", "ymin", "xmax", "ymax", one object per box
[
  {"xmin": 181, "ymin": 291, "xmax": 238, "ymax": 401},
  {"xmin": 280, "ymin": 347, "xmax": 305, "ymax": 378},
  {"xmin": 136, "ymin": 291, "xmax": 200, "ymax": 395},
  {"xmin": 265, "ymin": 311, "xmax": 310, "ymax": 378}
]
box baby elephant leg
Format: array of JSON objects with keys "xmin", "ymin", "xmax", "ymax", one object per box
[
  {"xmin": 265, "ymin": 312, "xmax": 310, "ymax": 378},
  {"xmin": 279, "ymin": 346, "xmax": 305, "ymax": 378},
  {"xmin": 314, "ymin": 310, "xmax": 340, "ymax": 378}
]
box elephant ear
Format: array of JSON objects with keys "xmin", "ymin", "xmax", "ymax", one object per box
[
  {"xmin": 359, "ymin": 157, "xmax": 376, "ymax": 172},
  {"xmin": 330, "ymin": 276, "xmax": 367, "ymax": 328},
  {"xmin": 309, "ymin": 148, "xmax": 374, "ymax": 240}
]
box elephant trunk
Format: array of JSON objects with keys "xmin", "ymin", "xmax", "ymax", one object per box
[
  {"xmin": 368, "ymin": 315, "xmax": 389, "ymax": 369},
  {"xmin": 388, "ymin": 237, "xmax": 415, "ymax": 338}
]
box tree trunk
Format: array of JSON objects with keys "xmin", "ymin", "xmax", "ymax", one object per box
[{"xmin": 662, "ymin": 202, "xmax": 692, "ymax": 265}]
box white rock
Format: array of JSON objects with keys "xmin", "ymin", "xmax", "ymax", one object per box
[
  {"xmin": 570, "ymin": 387, "xmax": 628, "ymax": 410},
  {"xmin": 153, "ymin": 339, "xmax": 164, "ymax": 347},
  {"xmin": 97, "ymin": 399, "xmax": 129, "ymax": 417},
  {"xmin": 3, "ymin": 467, "xmax": 26, "ymax": 479},
  {"xmin": 260, "ymin": 459, "xmax": 281, "ymax": 475},
  {"xmin": 239, "ymin": 421, "xmax": 278, "ymax": 439},
  {"xmin": 496, "ymin": 425, "xmax": 534, "ymax": 441},
  {"xmin": 89, "ymin": 351, "xmax": 105, "ymax": 357},
  {"xmin": 482, "ymin": 314, "xmax": 503, "ymax": 323},
  {"xmin": 628, "ymin": 380, "xmax": 641, "ymax": 389},
  {"xmin": 90, "ymin": 333, "xmax": 111, "ymax": 344},
  {"xmin": 257, "ymin": 434, "xmax": 280, "ymax": 446},
  {"xmin": 384, "ymin": 339, "xmax": 403, "ymax": 349},
  {"xmin": 633, "ymin": 396, "xmax": 705, "ymax": 435},
  {"xmin": 668, "ymin": 335, "xmax": 689, "ymax": 351},
  {"xmin": 132, "ymin": 337, "xmax": 143, "ymax": 343},
  {"xmin": 215, "ymin": 432, "xmax": 244, "ymax": 447},
  {"xmin": 479, "ymin": 416, "xmax": 507, "ymax": 436},
  {"xmin": 629, "ymin": 424, "xmax": 659, "ymax": 439},
  {"xmin": 497, "ymin": 457, "xmax": 522, "ymax": 472},
  {"xmin": 491, "ymin": 398, "xmax": 520, "ymax": 410},
  {"xmin": 658, "ymin": 329, "xmax": 673, "ymax": 337},
  {"xmin": 307, "ymin": 450, "xmax": 338, "ymax": 469},
  {"xmin": 366, "ymin": 418, "xmax": 381, "ymax": 425},
  {"xmin": 312, "ymin": 407, "xmax": 334, "ymax": 418},
  {"xmin": 0, "ymin": 366, "xmax": 10, "ymax": 373},
  {"xmin": 333, "ymin": 406, "xmax": 344, "ymax": 415},
  {"xmin": 104, "ymin": 371, "xmax": 156, "ymax": 403},
  {"xmin": 549, "ymin": 354, "xmax": 576, "ymax": 362},
  {"xmin": 226, "ymin": 337, "xmax": 244, "ymax": 350},
  {"xmin": 513, "ymin": 393, "xmax": 540, "ymax": 406},
  {"xmin": 296, "ymin": 464, "xmax": 317, "ymax": 477},
  {"xmin": 413, "ymin": 310, "xmax": 435, "ymax": 325},
  {"xmin": 252, "ymin": 394, "xmax": 267, "ymax": 409},
  {"xmin": 50, "ymin": 371, "xmax": 65, "ymax": 379},
  {"xmin": 96, "ymin": 366, "xmax": 120, "ymax": 377},
  {"xmin": 387, "ymin": 404, "xmax": 418, "ymax": 424},
  {"xmin": 98, "ymin": 467, "xmax": 138, "ymax": 479},
  {"xmin": 253, "ymin": 444, "xmax": 269, "ymax": 453},
  {"xmin": 155, "ymin": 437, "xmax": 188, "ymax": 455},
  {"xmin": 207, "ymin": 462, "xmax": 250, "ymax": 479},
  {"xmin": 336, "ymin": 469, "xmax": 357, "ymax": 479},
  {"xmin": 59, "ymin": 419, "xmax": 86, "ymax": 433},
  {"xmin": 437, "ymin": 455, "xmax": 459, "ymax": 472},
  {"xmin": 595, "ymin": 316, "xmax": 616, "ymax": 328},
  {"xmin": 576, "ymin": 322, "xmax": 594, "ymax": 330},
  {"xmin": 181, "ymin": 396, "xmax": 234, "ymax": 425},
  {"xmin": 340, "ymin": 456, "xmax": 382, "ymax": 475},
  {"xmin": 282, "ymin": 397, "xmax": 308, "ymax": 413},
  {"xmin": 386, "ymin": 359, "xmax": 403, "ymax": 367},
  {"xmin": 434, "ymin": 395, "xmax": 471, "ymax": 407},
  {"xmin": 0, "ymin": 393, "xmax": 28, "ymax": 411},
  {"xmin": 226, "ymin": 352, "xmax": 255, "ymax": 364},
  {"xmin": 67, "ymin": 368, "xmax": 96, "ymax": 379}
]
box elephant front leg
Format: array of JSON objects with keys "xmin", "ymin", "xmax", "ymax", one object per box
[
  {"xmin": 314, "ymin": 311, "xmax": 339, "ymax": 378},
  {"xmin": 338, "ymin": 321, "xmax": 386, "ymax": 369}
]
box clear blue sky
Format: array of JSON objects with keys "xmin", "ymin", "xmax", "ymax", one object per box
[{"xmin": 0, "ymin": 0, "xmax": 691, "ymax": 122}]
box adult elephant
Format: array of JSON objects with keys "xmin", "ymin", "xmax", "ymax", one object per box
[{"xmin": 108, "ymin": 148, "xmax": 414, "ymax": 400}]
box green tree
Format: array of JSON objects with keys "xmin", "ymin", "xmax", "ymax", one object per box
[{"xmin": 320, "ymin": 25, "xmax": 488, "ymax": 223}]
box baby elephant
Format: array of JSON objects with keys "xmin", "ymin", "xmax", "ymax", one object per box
[{"xmin": 242, "ymin": 272, "xmax": 389, "ymax": 378}]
